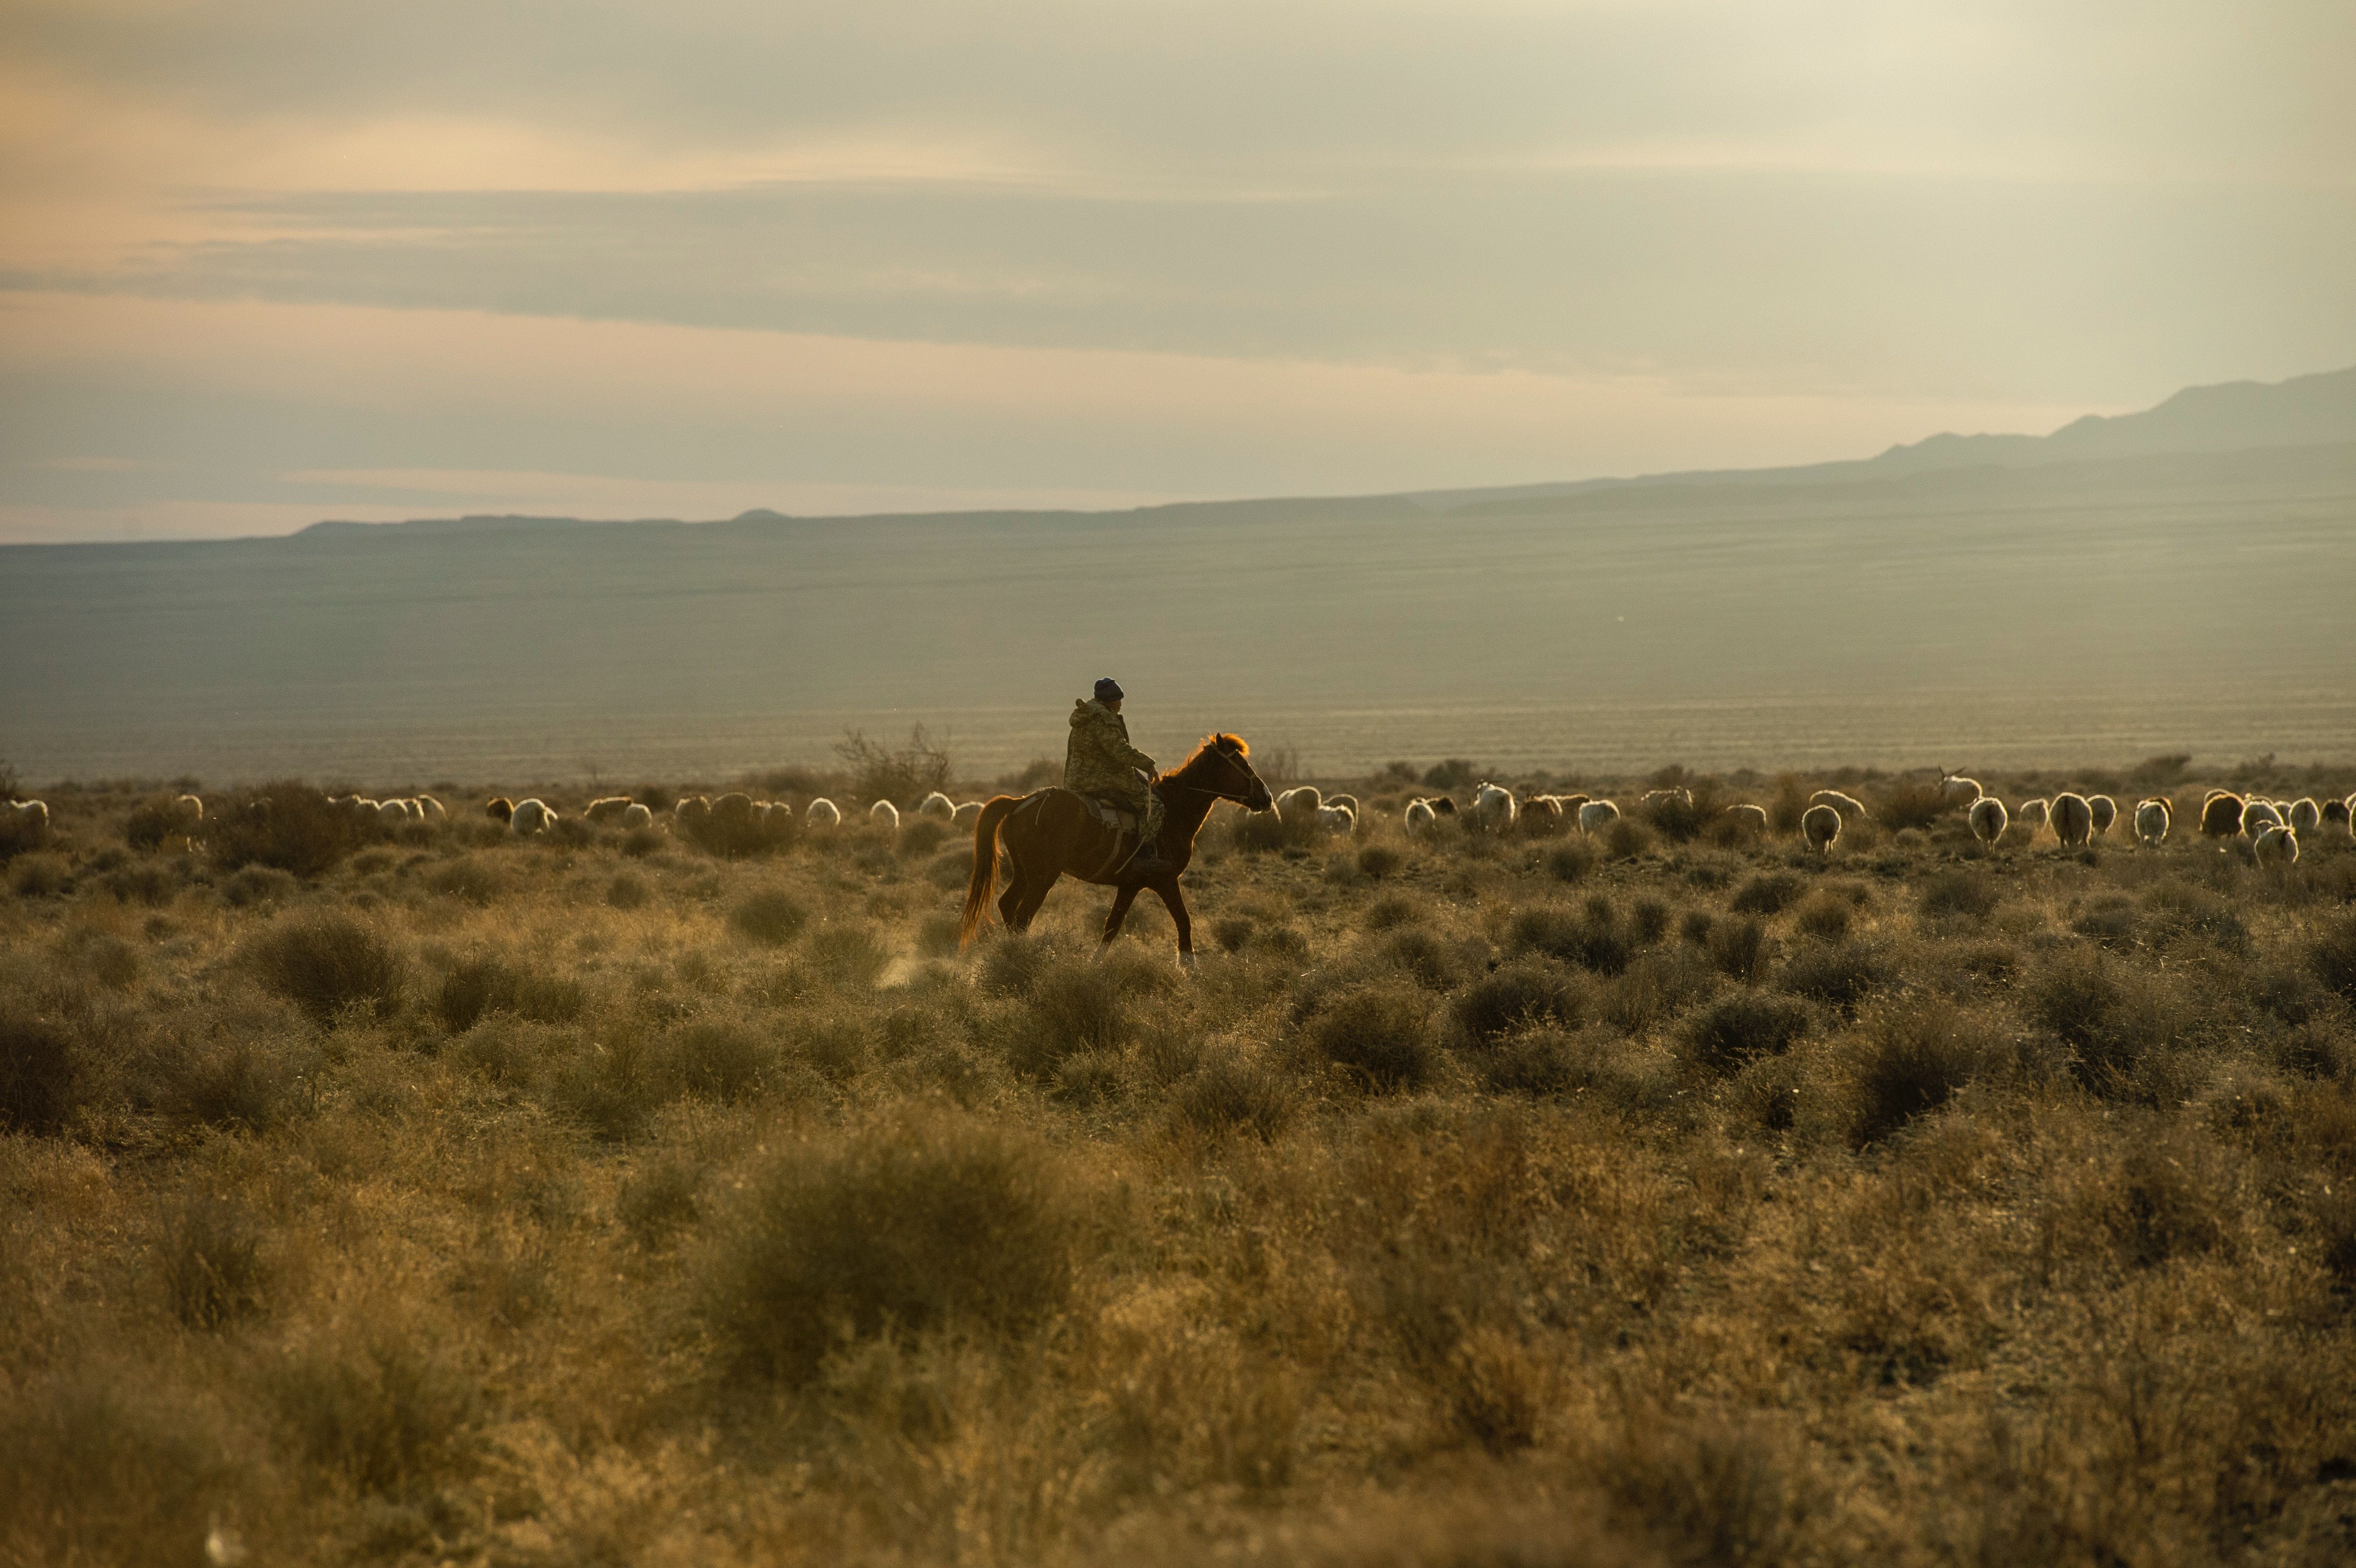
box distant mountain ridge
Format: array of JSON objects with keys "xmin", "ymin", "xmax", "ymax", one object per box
[{"xmin": 281, "ymin": 362, "xmax": 2356, "ymax": 540}]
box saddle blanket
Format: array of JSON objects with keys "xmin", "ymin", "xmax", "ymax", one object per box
[{"xmin": 1077, "ymin": 794, "xmax": 1138, "ymax": 837}]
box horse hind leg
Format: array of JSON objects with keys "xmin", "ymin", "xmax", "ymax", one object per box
[{"xmin": 1097, "ymin": 884, "xmax": 1142, "ymax": 957}]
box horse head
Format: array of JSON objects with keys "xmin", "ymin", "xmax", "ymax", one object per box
[{"xmin": 1176, "ymin": 732, "xmax": 1273, "ymax": 813}]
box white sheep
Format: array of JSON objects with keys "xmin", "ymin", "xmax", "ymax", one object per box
[
  {"xmin": 869, "ymin": 799, "xmax": 900, "ymax": 830},
  {"xmin": 2253, "ymin": 824, "xmax": 2300, "ymax": 866},
  {"xmin": 173, "ymin": 793, "xmax": 204, "ymax": 821},
  {"xmin": 2051, "ymin": 792, "xmax": 2094, "ymax": 848},
  {"xmin": 1969, "ymin": 796, "xmax": 2009, "ymax": 845},
  {"xmin": 2240, "ymin": 799, "xmax": 2284, "ymax": 837},
  {"xmin": 917, "ymin": 791, "xmax": 956, "ymax": 820},
  {"xmin": 510, "ymin": 798, "xmax": 555, "ymax": 835},
  {"xmin": 1723, "ymin": 803, "xmax": 1769, "ymax": 834},
  {"xmin": 1472, "ymin": 782, "xmax": 1517, "ymax": 828},
  {"xmin": 1939, "ymin": 770, "xmax": 1983, "ymax": 806},
  {"xmin": 1404, "ymin": 798, "xmax": 1438, "ymax": 835},
  {"xmin": 1810, "ymin": 789, "xmax": 1868, "ymax": 821},
  {"xmin": 1639, "ymin": 787, "xmax": 1693, "ymax": 808},
  {"xmin": 584, "ymin": 796, "xmax": 633, "ymax": 823},
  {"xmin": 1802, "ymin": 803, "xmax": 1842, "ymax": 853},
  {"xmin": 1578, "ymin": 799, "xmax": 1620, "ymax": 836},
  {"xmin": 378, "ymin": 798, "xmax": 413, "ymax": 824},
  {"xmin": 7, "ymin": 799, "xmax": 50, "ymax": 837},
  {"xmin": 2133, "ymin": 798, "xmax": 2171, "ymax": 848},
  {"xmin": 2087, "ymin": 795, "xmax": 2117, "ymax": 838},
  {"xmin": 952, "ymin": 801, "xmax": 982, "ymax": 827},
  {"xmin": 2289, "ymin": 798, "xmax": 2322, "ymax": 835},
  {"xmin": 620, "ymin": 802, "xmax": 654, "ymax": 829},
  {"xmin": 1325, "ymin": 792, "xmax": 1360, "ymax": 814},
  {"xmin": 1316, "ymin": 804, "xmax": 1356, "ymax": 834},
  {"xmin": 2017, "ymin": 798, "xmax": 2050, "ymax": 831},
  {"xmin": 806, "ymin": 798, "xmax": 841, "ymax": 828},
  {"xmin": 1275, "ymin": 786, "xmax": 1323, "ymax": 825}
]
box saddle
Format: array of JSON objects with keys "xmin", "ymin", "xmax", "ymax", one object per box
[{"xmin": 1069, "ymin": 790, "xmax": 1143, "ymax": 880}]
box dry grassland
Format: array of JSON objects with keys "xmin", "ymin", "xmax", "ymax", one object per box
[{"xmin": 6, "ymin": 759, "xmax": 2356, "ymax": 1567}]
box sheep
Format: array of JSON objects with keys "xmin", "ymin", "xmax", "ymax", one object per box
[
  {"xmin": 1640, "ymin": 787, "xmax": 1693, "ymax": 808},
  {"xmin": 6, "ymin": 799, "xmax": 50, "ymax": 842},
  {"xmin": 1317, "ymin": 804, "xmax": 1356, "ymax": 833},
  {"xmin": 620, "ymin": 802, "xmax": 654, "ymax": 829},
  {"xmin": 2323, "ymin": 797, "xmax": 2350, "ymax": 828},
  {"xmin": 918, "ymin": 791, "xmax": 956, "ymax": 820},
  {"xmin": 869, "ymin": 799, "xmax": 900, "ymax": 830},
  {"xmin": 1404, "ymin": 798, "xmax": 1438, "ymax": 835},
  {"xmin": 485, "ymin": 796, "xmax": 515, "ymax": 824},
  {"xmin": 1429, "ymin": 795, "xmax": 1458, "ymax": 817},
  {"xmin": 952, "ymin": 801, "xmax": 982, "ymax": 828},
  {"xmin": 1517, "ymin": 796, "xmax": 1563, "ymax": 836},
  {"xmin": 2199, "ymin": 791, "xmax": 2244, "ymax": 839},
  {"xmin": 1325, "ymin": 792, "xmax": 1359, "ymax": 814},
  {"xmin": 2017, "ymin": 798, "xmax": 2050, "ymax": 831},
  {"xmin": 2087, "ymin": 795, "xmax": 2117, "ymax": 838},
  {"xmin": 1939, "ymin": 770, "xmax": 1983, "ymax": 806},
  {"xmin": 173, "ymin": 793, "xmax": 204, "ymax": 822},
  {"xmin": 1577, "ymin": 799, "xmax": 1619, "ymax": 836},
  {"xmin": 1276, "ymin": 786, "xmax": 1323, "ymax": 825},
  {"xmin": 1810, "ymin": 789, "xmax": 1868, "ymax": 821},
  {"xmin": 415, "ymin": 795, "xmax": 446, "ymax": 821},
  {"xmin": 510, "ymin": 798, "xmax": 555, "ymax": 835},
  {"xmin": 1723, "ymin": 803, "xmax": 1769, "ymax": 834},
  {"xmin": 1472, "ymin": 782, "xmax": 1517, "ymax": 828},
  {"xmin": 379, "ymin": 798, "xmax": 413, "ymax": 824},
  {"xmin": 2134, "ymin": 798, "xmax": 2171, "ymax": 848},
  {"xmin": 1969, "ymin": 796, "xmax": 2008, "ymax": 845},
  {"xmin": 1555, "ymin": 793, "xmax": 1591, "ymax": 815},
  {"xmin": 353, "ymin": 798, "xmax": 381, "ymax": 814},
  {"xmin": 806, "ymin": 798, "xmax": 841, "ymax": 828},
  {"xmin": 2253, "ymin": 824, "xmax": 2300, "ymax": 866},
  {"xmin": 711, "ymin": 793, "xmax": 756, "ymax": 828},
  {"xmin": 2289, "ymin": 798, "xmax": 2322, "ymax": 835},
  {"xmin": 1801, "ymin": 802, "xmax": 1842, "ymax": 853},
  {"xmin": 2051, "ymin": 792, "xmax": 2094, "ymax": 848},
  {"xmin": 2240, "ymin": 799, "xmax": 2284, "ymax": 838},
  {"xmin": 584, "ymin": 796, "xmax": 632, "ymax": 824}
]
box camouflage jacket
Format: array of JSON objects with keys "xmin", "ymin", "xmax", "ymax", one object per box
[{"xmin": 1065, "ymin": 699, "xmax": 1156, "ymax": 801}]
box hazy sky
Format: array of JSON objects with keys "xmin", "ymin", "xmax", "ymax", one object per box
[{"xmin": 2, "ymin": 0, "xmax": 2350, "ymax": 541}]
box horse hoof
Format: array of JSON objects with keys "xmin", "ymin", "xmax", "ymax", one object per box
[{"xmin": 1178, "ymin": 951, "xmax": 1197, "ymax": 972}]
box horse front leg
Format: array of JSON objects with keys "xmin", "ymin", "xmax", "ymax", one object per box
[
  {"xmin": 1151, "ymin": 877, "xmax": 1195, "ymax": 969},
  {"xmin": 1096, "ymin": 884, "xmax": 1142, "ymax": 958}
]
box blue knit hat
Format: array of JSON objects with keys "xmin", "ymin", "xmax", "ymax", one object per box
[{"xmin": 1093, "ymin": 677, "xmax": 1124, "ymax": 702}]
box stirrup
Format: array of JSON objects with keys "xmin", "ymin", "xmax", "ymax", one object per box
[{"xmin": 1123, "ymin": 841, "xmax": 1171, "ymax": 876}]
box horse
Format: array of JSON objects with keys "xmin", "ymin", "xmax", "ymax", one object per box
[{"xmin": 960, "ymin": 732, "xmax": 1275, "ymax": 966}]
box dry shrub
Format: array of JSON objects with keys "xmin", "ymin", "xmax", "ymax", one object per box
[
  {"xmin": 209, "ymin": 781, "xmax": 371, "ymax": 878},
  {"xmin": 1603, "ymin": 817, "xmax": 1653, "ymax": 860},
  {"xmin": 104, "ymin": 860, "xmax": 179, "ymax": 906},
  {"xmin": 1377, "ymin": 926, "xmax": 1464, "ymax": 990},
  {"xmin": 1547, "ymin": 839, "xmax": 1598, "ymax": 882},
  {"xmin": 1778, "ymin": 940, "xmax": 1888, "ymax": 1013},
  {"xmin": 1793, "ymin": 890, "xmax": 1854, "ymax": 941},
  {"xmin": 0, "ymin": 1011, "xmax": 79, "ymax": 1133},
  {"xmin": 1731, "ymin": 871, "xmax": 1805, "ymax": 916},
  {"xmin": 1451, "ymin": 962, "xmax": 1588, "ymax": 1047},
  {"xmin": 1877, "ymin": 779, "xmax": 1952, "ymax": 832},
  {"xmin": 728, "ymin": 889, "xmax": 809, "ymax": 946},
  {"xmin": 273, "ymin": 1318, "xmax": 483, "ymax": 1495},
  {"xmin": 1919, "ymin": 868, "xmax": 2001, "ymax": 920},
  {"xmin": 606, "ymin": 871, "xmax": 651, "ymax": 909},
  {"xmin": 1211, "ymin": 915, "xmax": 1255, "ymax": 953},
  {"xmin": 2139, "ymin": 880, "xmax": 2251, "ymax": 958},
  {"xmin": 9, "ymin": 851, "xmax": 71, "ymax": 897},
  {"xmin": 1011, "ymin": 951, "xmax": 1168, "ymax": 1077},
  {"xmin": 619, "ymin": 1147, "xmax": 707, "ymax": 1249},
  {"xmin": 249, "ymin": 911, "xmax": 403, "ymax": 1024},
  {"xmin": 808, "ymin": 923, "xmax": 891, "ymax": 986},
  {"xmin": 1476, "ymin": 1027, "xmax": 1676, "ymax": 1113},
  {"xmin": 697, "ymin": 1108, "xmax": 1080, "ymax": 1383},
  {"xmin": 222, "ymin": 864, "xmax": 297, "ymax": 908},
  {"xmin": 123, "ymin": 796, "xmax": 194, "ymax": 851},
  {"xmin": 1837, "ymin": 999, "xmax": 1990, "ymax": 1146},
  {"xmin": 1684, "ymin": 992, "xmax": 1811, "ymax": 1076},
  {"xmin": 433, "ymin": 957, "xmax": 586, "ymax": 1034},
  {"xmin": 1708, "ymin": 915, "xmax": 1769, "ymax": 982},
  {"xmin": 154, "ymin": 1033, "xmax": 305, "ymax": 1132},
  {"xmin": 0, "ymin": 1371, "xmax": 238, "ymax": 1567},
  {"xmin": 1312, "ymin": 983, "xmax": 1438, "ymax": 1090},
  {"xmin": 1509, "ymin": 896, "xmax": 1635, "ymax": 975},
  {"xmin": 162, "ymin": 1193, "xmax": 269, "ymax": 1328},
  {"xmin": 1355, "ymin": 843, "xmax": 1403, "ymax": 880},
  {"xmin": 2312, "ymin": 912, "xmax": 2356, "ymax": 1005},
  {"xmin": 1172, "ymin": 1050, "xmax": 1295, "ymax": 1141},
  {"xmin": 1592, "ymin": 1408, "xmax": 1811, "ymax": 1566},
  {"xmin": 2071, "ymin": 895, "xmax": 2138, "ymax": 949},
  {"xmin": 660, "ymin": 1018, "xmax": 776, "ymax": 1101},
  {"xmin": 1600, "ymin": 948, "xmax": 1715, "ymax": 1035},
  {"xmin": 424, "ymin": 857, "xmax": 505, "ymax": 905}
]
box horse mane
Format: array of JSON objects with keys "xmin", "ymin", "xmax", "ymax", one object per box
[{"xmin": 1160, "ymin": 732, "xmax": 1249, "ymax": 782}]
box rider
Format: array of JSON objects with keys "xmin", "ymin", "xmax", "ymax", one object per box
[{"xmin": 1066, "ymin": 677, "xmax": 1170, "ymax": 875}]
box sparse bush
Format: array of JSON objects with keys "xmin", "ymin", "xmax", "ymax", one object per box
[
  {"xmin": 1920, "ymin": 869, "xmax": 2000, "ymax": 920},
  {"xmin": 425, "ymin": 857, "xmax": 505, "ymax": 905},
  {"xmin": 1422, "ymin": 759, "xmax": 1479, "ymax": 791},
  {"xmin": 273, "ymin": 1321, "xmax": 483, "ymax": 1495},
  {"xmin": 432, "ymin": 957, "xmax": 584, "ymax": 1034},
  {"xmin": 1603, "ymin": 817, "xmax": 1653, "ymax": 860},
  {"xmin": 619, "ymin": 1149, "xmax": 706, "ymax": 1248},
  {"xmin": 222, "ymin": 864, "xmax": 297, "ymax": 908},
  {"xmin": 661, "ymin": 1019, "xmax": 775, "ymax": 1100},
  {"xmin": 1452, "ymin": 963, "xmax": 1587, "ymax": 1046},
  {"xmin": 210, "ymin": 781, "xmax": 371, "ymax": 878},
  {"xmin": 729, "ymin": 889, "xmax": 809, "ymax": 947},
  {"xmin": 9, "ymin": 851, "xmax": 71, "ymax": 897},
  {"xmin": 163, "ymin": 1194, "xmax": 269, "ymax": 1328},
  {"xmin": 249, "ymin": 912, "xmax": 403, "ymax": 1024},
  {"xmin": 2312, "ymin": 913, "xmax": 2356, "ymax": 1005},
  {"xmin": 808, "ymin": 923, "xmax": 891, "ymax": 986},
  {"xmin": 606, "ymin": 871, "xmax": 651, "ymax": 909},
  {"xmin": 1708, "ymin": 915, "xmax": 1769, "ymax": 982},
  {"xmin": 0, "ymin": 1013, "xmax": 79, "ymax": 1134},
  {"xmin": 1778, "ymin": 940, "xmax": 1887, "ymax": 1013},
  {"xmin": 835, "ymin": 725, "xmax": 953, "ymax": 807},
  {"xmin": 1792, "ymin": 890, "xmax": 1853, "ymax": 941},
  {"xmin": 1173, "ymin": 1051, "xmax": 1295, "ymax": 1141},
  {"xmin": 124, "ymin": 797, "xmax": 194, "ymax": 851},
  {"xmin": 1838, "ymin": 1000, "xmax": 1988, "ymax": 1145},
  {"xmin": 1876, "ymin": 779, "xmax": 1952, "ymax": 832},
  {"xmin": 697, "ymin": 1110, "xmax": 1080, "ymax": 1383},
  {"xmin": 1684, "ymin": 992, "xmax": 1811, "ymax": 1075},
  {"xmin": 104, "ymin": 860, "xmax": 178, "ymax": 906},
  {"xmin": 1310, "ymin": 984, "xmax": 1438, "ymax": 1090},
  {"xmin": 1600, "ymin": 948, "xmax": 1714, "ymax": 1035},
  {"xmin": 1356, "ymin": 844, "xmax": 1402, "ymax": 880},
  {"xmin": 1731, "ymin": 872, "xmax": 1805, "ymax": 916},
  {"xmin": 0, "ymin": 1373, "xmax": 233, "ymax": 1566},
  {"xmin": 1379, "ymin": 927, "xmax": 1464, "ymax": 990},
  {"xmin": 1546, "ymin": 840, "xmax": 1596, "ymax": 882},
  {"xmin": 1508, "ymin": 899, "xmax": 1633, "ymax": 975}
]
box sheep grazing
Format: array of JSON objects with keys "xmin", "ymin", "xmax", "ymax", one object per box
[
  {"xmin": 584, "ymin": 796, "xmax": 633, "ymax": 824},
  {"xmin": 805, "ymin": 798, "xmax": 841, "ymax": 828},
  {"xmin": 711, "ymin": 793, "xmax": 756, "ymax": 828},
  {"xmin": 2087, "ymin": 795, "xmax": 2117, "ymax": 838},
  {"xmin": 1969, "ymin": 796, "xmax": 2008, "ymax": 846},
  {"xmin": 869, "ymin": 799, "xmax": 900, "ymax": 830},
  {"xmin": 5, "ymin": 799, "xmax": 51, "ymax": 845},
  {"xmin": 1577, "ymin": 799, "xmax": 1619, "ymax": 836},
  {"xmin": 1472, "ymin": 782, "xmax": 1517, "ymax": 828},
  {"xmin": 2051, "ymin": 792, "xmax": 2094, "ymax": 848},
  {"xmin": 1275, "ymin": 786, "xmax": 1323, "ymax": 826},
  {"xmin": 1801, "ymin": 803, "xmax": 1842, "ymax": 853},
  {"xmin": 1316, "ymin": 804, "xmax": 1356, "ymax": 833},
  {"xmin": 2017, "ymin": 798, "xmax": 2050, "ymax": 831},
  {"xmin": 1723, "ymin": 803, "xmax": 1769, "ymax": 834},
  {"xmin": 2323, "ymin": 797, "xmax": 2350, "ymax": 828},
  {"xmin": 1404, "ymin": 798, "xmax": 1439, "ymax": 835},
  {"xmin": 378, "ymin": 798, "xmax": 413, "ymax": 824},
  {"xmin": 2133, "ymin": 798, "xmax": 2171, "ymax": 847},
  {"xmin": 2253, "ymin": 824, "xmax": 2300, "ymax": 866},
  {"xmin": 918, "ymin": 791, "xmax": 956, "ymax": 820},
  {"xmin": 2240, "ymin": 799, "xmax": 2284, "ymax": 838},
  {"xmin": 1810, "ymin": 789, "xmax": 1868, "ymax": 821},
  {"xmin": 674, "ymin": 795, "xmax": 711, "ymax": 829},
  {"xmin": 485, "ymin": 796, "xmax": 515, "ymax": 824},
  {"xmin": 510, "ymin": 798, "xmax": 555, "ymax": 835},
  {"xmin": 1640, "ymin": 787, "xmax": 1693, "ymax": 808},
  {"xmin": 415, "ymin": 795, "xmax": 446, "ymax": 821},
  {"xmin": 620, "ymin": 802, "xmax": 654, "ymax": 829},
  {"xmin": 952, "ymin": 801, "xmax": 982, "ymax": 828},
  {"xmin": 1518, "ymin": 796, "xmax": 1564, "ymax": 836},
  {"xmin": 2199, "ymin": 791, "xmax": 2244, "ymax": 839},
  {"xmin": 1326, "ymin": 792, "xmax": 1360, "ymax": 814},
  {"xmin": 173, "ymin": 793, "xmax": 205, "ymax": 822},
  {"xmin": 2289, "ymin": 797, "xmax": 2322, "ymax": 835},
  {"xmin": 1428, "ymin": 795, "xmax": 1459, "ymax": 817},
  {"xmin": 1939, "ymin": 770, "xmax": 1983, "ymax": 806}
]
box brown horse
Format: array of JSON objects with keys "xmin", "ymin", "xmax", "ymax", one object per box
[{"xmin": 960, "ymin": 732, "xmax": 1275, "ymax": 966}]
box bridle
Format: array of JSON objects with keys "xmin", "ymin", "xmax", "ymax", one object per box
[{"xmin": 1158, "ymin": 744, "xmax": 1267, "ymax": 809}]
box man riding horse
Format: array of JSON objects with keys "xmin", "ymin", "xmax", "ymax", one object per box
[{"xmin": 1066, "ymin": 676, "xmax": 1169, "ymax": 876}]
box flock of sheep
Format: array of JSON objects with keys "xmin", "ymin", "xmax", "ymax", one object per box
[{"xmin": 472, "ymin": 788, "xmax": 988, "ymax": 837}]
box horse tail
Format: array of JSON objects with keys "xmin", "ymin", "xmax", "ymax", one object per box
[{"xmin": 960, "ymin": 795, "xmax": 1022, "ymax": 949}]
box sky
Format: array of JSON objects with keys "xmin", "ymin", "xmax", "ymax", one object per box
[{"xmin": 1, "ymin": 0, "xmax": 2351, "ymax": 543}]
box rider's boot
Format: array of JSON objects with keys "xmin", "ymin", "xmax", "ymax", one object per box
[{"xmin": 1123, "ymin": 837, "xmax": 1173, "ymax": 877}]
